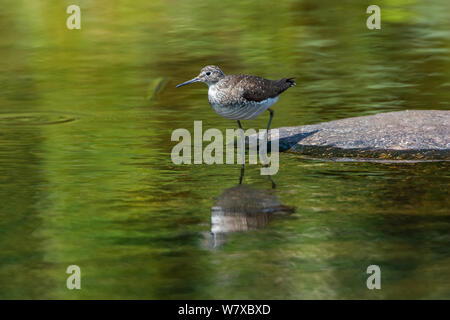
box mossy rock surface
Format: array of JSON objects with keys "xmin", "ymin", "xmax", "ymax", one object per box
[{"xmin": 261, "ymin": 110, "xmax": 450, "ymax": 160}]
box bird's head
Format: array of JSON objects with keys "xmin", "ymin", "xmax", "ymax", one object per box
[{"xmin": 176, "ymin": 65, "xmax": 225, "ymax": 88}]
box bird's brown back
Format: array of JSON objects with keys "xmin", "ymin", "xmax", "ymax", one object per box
[{"xmin": 218, "ymin": 74, "xmax": 295, "ymax": 102}]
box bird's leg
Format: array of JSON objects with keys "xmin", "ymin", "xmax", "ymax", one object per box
[
  {"xmin": 267, "ymin": 175, "xmax": 276, "ymax": 189},
  {"xmin": 260, "ymin": 108, "xmax": 275, "ymax": 162},
  {"xmin": 237, "ymin": 119, "xmax": 248, "ymax": 151},
  {"xmin": 266, "ymin": 108, "xmax": 274, "ymax": 133},
  {"xmin": 259, "ymin": 108, "xmax": 273, "ymax": 167},
  {"xmin": 239, "ymin": 164, "xmax": 245, "ymax": 184}
]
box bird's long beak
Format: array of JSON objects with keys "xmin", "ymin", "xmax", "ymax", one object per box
[{"xmin": 176, "ymin": 77, "xmax": 200, "ymax": 88}]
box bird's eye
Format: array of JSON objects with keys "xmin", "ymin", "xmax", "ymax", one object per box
[{"xmin": 206, "ymin": 72, "xmax": 211, "ymax": 76}]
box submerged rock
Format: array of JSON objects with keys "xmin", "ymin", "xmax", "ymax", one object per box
[{"xmin": 263, "ymin": 110, "xmax": 450, "ymax": 160}]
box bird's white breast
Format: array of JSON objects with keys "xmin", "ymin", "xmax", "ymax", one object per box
[
  {"xmin": 208, "ymin": 85, "xmax": 220, "ymax": 102},
  {"xmin": 208, "ymin": 85, "xmax": 278, "ymax": 120}
]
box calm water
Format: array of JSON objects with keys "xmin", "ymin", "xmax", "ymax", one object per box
[{"xmin": 0, "ymin": 0, "xmax": 449, "ymax": 299}]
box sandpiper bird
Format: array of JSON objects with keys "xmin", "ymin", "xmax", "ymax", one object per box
[{"xmin": 176, "ymin": 66, "xmax": 295, "ymax": 131}]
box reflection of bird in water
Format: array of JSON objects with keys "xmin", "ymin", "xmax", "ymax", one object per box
[
  {"xmin": 203, "ymin": 171, "xmax": 295, "ymax": 249},
  {"xmin": 212, "ymin": 184, "xmax": 294, "ymax": 232}
]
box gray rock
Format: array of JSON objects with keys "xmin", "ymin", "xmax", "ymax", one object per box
[{"xmin": 257, "ymin": 110, "xmax": 450, "ymax": 160}]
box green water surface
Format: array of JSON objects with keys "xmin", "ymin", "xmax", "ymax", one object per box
[{"xmin": 0, "ymin": 0, "xmax": 449, "ymax": 299}]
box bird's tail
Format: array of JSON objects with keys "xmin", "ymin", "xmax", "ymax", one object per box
[{"xmin": 286, "ymin": 78, "xmax": 296, "ymax": 87}]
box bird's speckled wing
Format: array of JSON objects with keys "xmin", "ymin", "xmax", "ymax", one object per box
[{"xmin": 221, "ymin": 74, "xmax": 295, "ymax": 102}]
